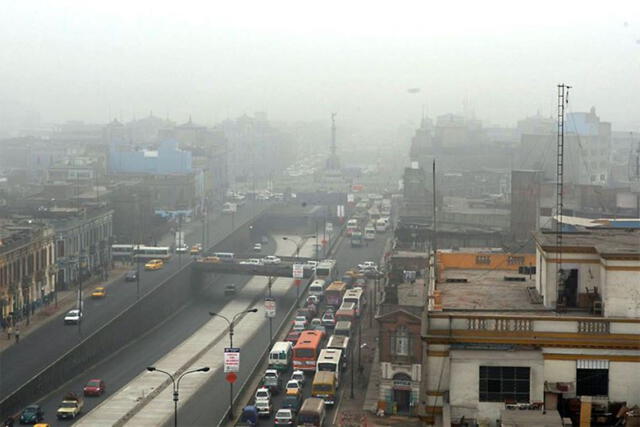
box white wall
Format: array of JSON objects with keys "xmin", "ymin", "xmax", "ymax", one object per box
[
  {"xmin": 602, "ymin": 268, "xmax": 640, "ymax": 318},
  {"xmin": 609, "ymin": 362, "xmax": 640, "ymax": 403},
  {"xmin": 447, "ymin": 350, "xmax": 544, "ymax": 424}
]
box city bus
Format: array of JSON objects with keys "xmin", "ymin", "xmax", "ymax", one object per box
[
  {"xmin": 315, "ymin": 260, "xmax": 336, "ymax": 281},
  {"xmin": 335, "ymin": 302, "xmax": 357, "ymax": 322},
  {"xmin": 111, "ymin": 244, "xmax": 136, "ymax": 260},
  {"xmin": 324, "ymin": 281, "xmax": 348, "ymax": 308},
  {"xmin": 293, "ymin": 330, "xmax": 325, "ymax": 372},
  {"xmin": 133, "ymin": 246, "xmax": 172, "ymax": 261},
  {"xmin": 268, "ymin": 341, "xmax": 293, "ymax": 372},
  {"xmin": 326, "ymin": 335, "xmax": 350, "ymax": 370},
  {"xmin": 316, "ymin": 348, "xmax": 342, "ymax": 388},
  {"xmin": 343, "ymin": 288, "xmax": 365, "ymax": 317}
]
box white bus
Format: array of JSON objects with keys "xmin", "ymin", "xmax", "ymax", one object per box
[
  {"xmin": 316, "ymin": 348, "xmax": 342, "ymax": 388},
  {"xmin": 326, "ymin": 335, "xmax": 349, "ymax": 370},
  {"xmin": 343, "ymin": 288, "xmax": 365, "ymax": 317},
  {"xmin": 315, "ymin": 260, "xmax": 336, "ymax": 281},
  {"xmin": 133, "ymin": 246, "xmax": 172, "ymax": 261},
  {"xmin": 268, "ymin": 341, "xmax": 293, "ymax": 372},
  {"xmin": 308, "ymin": 279, "xmax": 326, "ymax": 300},
  {"xmin": 111, "ymin": 244, "xmax": 136, "ymax": 259}
]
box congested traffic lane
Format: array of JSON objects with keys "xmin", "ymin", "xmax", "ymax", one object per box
[
  {"xmin": 260, "ymin": 233, "xmax": 388, "ymax": 427},
  {"xmin": 174, "ymin": 229, "xmax": 390, "ymax": 426},
  {"xmin": 0, "ymin": 202, "xmax": 265, "ymax": 403}
]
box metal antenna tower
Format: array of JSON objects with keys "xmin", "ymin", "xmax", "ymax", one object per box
[{"xmin": 556, "ymin": 83, "xmax": 570, "ymax": 310}]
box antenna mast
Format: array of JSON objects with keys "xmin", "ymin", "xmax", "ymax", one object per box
[{"xmin": 556, "ymin": 83, "xmax": 570, "ymax": 310}]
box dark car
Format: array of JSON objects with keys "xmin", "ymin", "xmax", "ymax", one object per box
[
  {"xmin": 285, "ymin": 329, "xmax": 301, "ymax": 343},
  {"xmin": 124, "ymin": 270, "xmax": 137, "ymax": 282},
  {"xmin": 19, "ymin": 405, "xmax": 44, "ymax": 424},
  {"xmin": 281, "ymin": 393, "xmax": 302, "ymax": 413}
]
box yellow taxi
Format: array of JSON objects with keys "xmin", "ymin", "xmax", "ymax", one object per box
[
  {"xmin": 91, "ymin": 286, "xmax": 106, "ymax": 298},
  {"xmin": 34, "ymin": 424, "xmax": 51, "ymax": 427},
  {"xmin": 201, "ymin": 256, "xmax": 220, "ymax": 263},
  {"xmin": 144, "ymin": 259, "xmax": 164, "ymax": 270},
  {"xmin": 190, "ymin": 244, "xmax": 202, "ymax": 255}
]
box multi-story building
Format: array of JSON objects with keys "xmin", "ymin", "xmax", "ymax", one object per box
[
  {"xmin": 422, "ymin": 233, "xmax": 640, "ymax": 426},
  {"xmin": 0, "ymin": 220, "xmax": 56, "ymax": 325}
]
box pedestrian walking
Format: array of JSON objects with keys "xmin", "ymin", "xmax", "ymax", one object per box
[
  {"xmin": 14, "ymin": 327, "xmax": 20, "ymax": 343},
  {"xmin": 7, "ymin": 326, "xmax": 13, "ymax": 340}
]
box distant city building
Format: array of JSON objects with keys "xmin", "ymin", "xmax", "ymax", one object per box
[{"xmin": 108, "ymin": 139, "xmax": 192, "ymax": 175}]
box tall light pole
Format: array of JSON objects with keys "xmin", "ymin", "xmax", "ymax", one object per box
[
  {"xmin": 135, "ymin": 245, "xmax": 141, "ymax": 300},
  {"xmin": 267, "ymin": 276, "xmax": 273, "ymax": 344},
  {"xmin": 210, "ymin": 308, "xmax": 258, "ymax": 420},
  {"xmin": 146, "ymin": 366, "xmax": 210, "ymax": 427}
]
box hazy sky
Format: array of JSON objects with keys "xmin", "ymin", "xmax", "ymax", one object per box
[{"xmin": 1, "ymin": 0, "xmax": 639, "ymax": 130}]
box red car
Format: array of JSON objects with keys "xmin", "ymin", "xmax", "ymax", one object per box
[
  {"xmin": 285, "ymin": 329, "xmax": 301, "ymax": 343},
  {"xmin": 83, "ymin": 379, "xmax": 106, "ymax": 396}
]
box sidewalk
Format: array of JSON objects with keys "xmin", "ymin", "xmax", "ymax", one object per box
[{"xmin": 0, "ymin": 215, "xmax": 208, "ymax": 353}]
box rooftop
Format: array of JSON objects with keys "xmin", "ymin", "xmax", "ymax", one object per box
[
  {"xmin": 438, "ymin": 269, "xmax": 545, "ymax": 312},
  {"xmin": 397, "ymin": 280, "xmax": 426, "ymax": 307},
  {"xmin": 534, "ymin": 229, "xmax": 640, "ymax": 256}
]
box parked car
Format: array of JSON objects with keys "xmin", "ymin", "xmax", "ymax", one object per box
[
  {"xmin": 124, "ymin": 270, "xmax": 137, "ymax": 281},
  {"xmin": 290, "ymin": 370, "xmax": 305, "ymax": 387},
  {"xmin": 224, "ymin": 284, "xmax": 237, "ymax": 296},
  {"xmin": 144, "ymin": 259, "xmax": 164, "ymax": 270},
  {"xmin": 83, "ymin": 379, "xmax": 106, "ymax": 396},
  {"xmin": 274, "ymin": 408, "xmax": 295, "ymax": 425},
  {"xmin": 91, "ymin": 286, "xmax": 106, "ymax": 299},
  {"xmin": 262, "ymin": 255, "xmax": 281, "ymax": 264},
  {"xmin": 19, "ymin": 405, "xmax": 44, "ymax": 424},
  {"xmin": 64, "ymin": 309, "xmax": 82, "ymax": 325}
]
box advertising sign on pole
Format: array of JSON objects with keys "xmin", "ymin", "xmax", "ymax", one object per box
[
  {"xmin": 292, "ymin": 264, "xmax": 304, "ymax": 279},
  {"xmin": 224, "ymin": 347, "xmax": 240, "ymax": 373},
  {"xmin": 264, "ymin": 297, "xmax": 276, "ymax": 318}
]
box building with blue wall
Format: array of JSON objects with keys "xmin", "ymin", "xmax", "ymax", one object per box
[{"xmin": 109, "ymin": 139, "xmax": 192, "ymax": 175}]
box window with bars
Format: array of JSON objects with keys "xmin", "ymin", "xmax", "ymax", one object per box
[
  {"xmin": 390, "ymin": 326, "xmax": 410, "ymax": 356},
  {"xmin": 479, "ymin": 366, "xmax": 530, "ymax": 403}
]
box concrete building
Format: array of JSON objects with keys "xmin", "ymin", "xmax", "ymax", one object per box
[
  {"xmin": 422, "ymin": 238, "xmax": 640, "ymax": 426},
  {"xmin": 510, "ymin": 170, "xmax": 544, "ymax": 243},
  {"xmin": 0, "ymin": 220, "xmax": 56, "ymax": 325},
  {"xmin": 108, "ymin": 139, "xmax": 192, "ymax": 175}
]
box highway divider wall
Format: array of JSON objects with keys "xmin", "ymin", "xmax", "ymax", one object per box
[{"xmin": 0, "ymin": 212, "xmax": 261, "ymax": 419}]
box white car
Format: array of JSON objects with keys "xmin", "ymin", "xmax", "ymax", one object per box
[
  {"xmin": 262, "ymin": 256, "xmax": 281, "ymax": 265},
  {"xmin": 274, "ymin": 408, "xmax": 294, "ymax": 425},
  {"xmin": 64, "ymin": 309, "xmax": 82, "ymax": 324},
  {"xmin": 255, "ymin": 399, "xmax": 273, "ymax": 417},
  {"xmin": 358, "ymin": 261, "xmax": 377, "ymax": 271},
  {"xmin": 175, "ymin": 244, "xmax": 189, "ymax": 253},
  {"xmin": 255, "ymin": 387, "xmax": 271, "ymax": 403},
  {"xmin": 290, "ymin": 370, "xmax": 305, "ymax": 386},
  {"xmin": 240, "ymin": 258, "xmax": 263, "ymax": 265}
]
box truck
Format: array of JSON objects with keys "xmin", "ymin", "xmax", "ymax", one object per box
[
  {"xmin": 350, "ymin": 231, "xmax": 363, "ymax": 247},
  {"xmin": 56, "ymin": 392, "xmax": 84, "ymax": 420}
]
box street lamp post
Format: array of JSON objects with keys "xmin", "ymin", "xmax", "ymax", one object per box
[
  {"xmin": 146, "ymin": 366, "xmax": 210, "ymax": 427},
  {"xmin": 268, "ymin": 276, "xmax": 273, "ymax": 344},
  {"xmin": 135, "ymin": 246, "xmax": 141, "ymax": 300},
  {"xmin": 209, "ymin": 308, "xmax": 258, "ymax": 420}
]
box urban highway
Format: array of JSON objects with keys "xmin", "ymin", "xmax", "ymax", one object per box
[
  {"xmin": 179, "ymin": 230, "xmax": 390, "ymax": 426},
  {"xmin": 0, "ymin": 202, "xmax": 267, "ymax": 406}
]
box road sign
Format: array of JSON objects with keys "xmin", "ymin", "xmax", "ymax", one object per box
[
  {"xmin": 292, "ymin": 264, "xmax": 304, "ymax": 279},
  {"xmin": 224, "ymin": 347, "xmax": 240, "ymax": 373},
  {"xmin": 225, "ymin": 372, "xmax": 237, "ymax": 383},
  {"xmin": 264, "ymin": 297, "xmax": 276, "ymax": 318}
]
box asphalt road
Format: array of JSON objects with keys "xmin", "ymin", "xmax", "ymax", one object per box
[
  {"xmin": 173, "ymin": 229, "xmax": 389, "ymax": 426},
  {"xmin": 0, "ymin": 202, "xmax": 267, "ymax": 403}
]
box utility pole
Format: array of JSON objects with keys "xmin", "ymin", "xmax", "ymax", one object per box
[
  {"xmin": 432, "ymin": 160, "xmax": 437, "ymax": 278},
  {"xmin": 556, "ymin": 83, "xmax": 571, "ymax": 310}
]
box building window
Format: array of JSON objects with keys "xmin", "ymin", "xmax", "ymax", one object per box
[
  {"xmin": 479, "ymin": 366, "xmax": 530, "ymax": 403},
  {"xmin": 476, "ymin": 255, "xmax": 491, "ymax": 265},
  {"xmin": 390, "ymin": 326, "xmax": 410, "ymax": 356},
  {"xmin": 507, "ymin": 256, "xmax": 525, "ymax": 265},
  {"xmin": 576, "ymin": 360, "xmax": 608, "ymax": 396}
]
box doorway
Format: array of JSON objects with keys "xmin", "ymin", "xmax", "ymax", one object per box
[{"xmin": 392, "ymin": 373, "xmax": 412, "ymax": 414}]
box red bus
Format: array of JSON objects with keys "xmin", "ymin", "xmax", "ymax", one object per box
[{"xmin": 293, "ymin": 330, "xmax": 325, "ymax": 372}]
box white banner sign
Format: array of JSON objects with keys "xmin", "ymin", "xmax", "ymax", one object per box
[
  {"xmin": 292, "ymin": 264, "xmax": 304, "ymax": 279},
  {"xmin": 264, "ymin": 297, "xmax": 276, "ymax": 318},
  {"xmin": 224, "ymin": 347, "xmax": 240, "ymax": 373}
]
